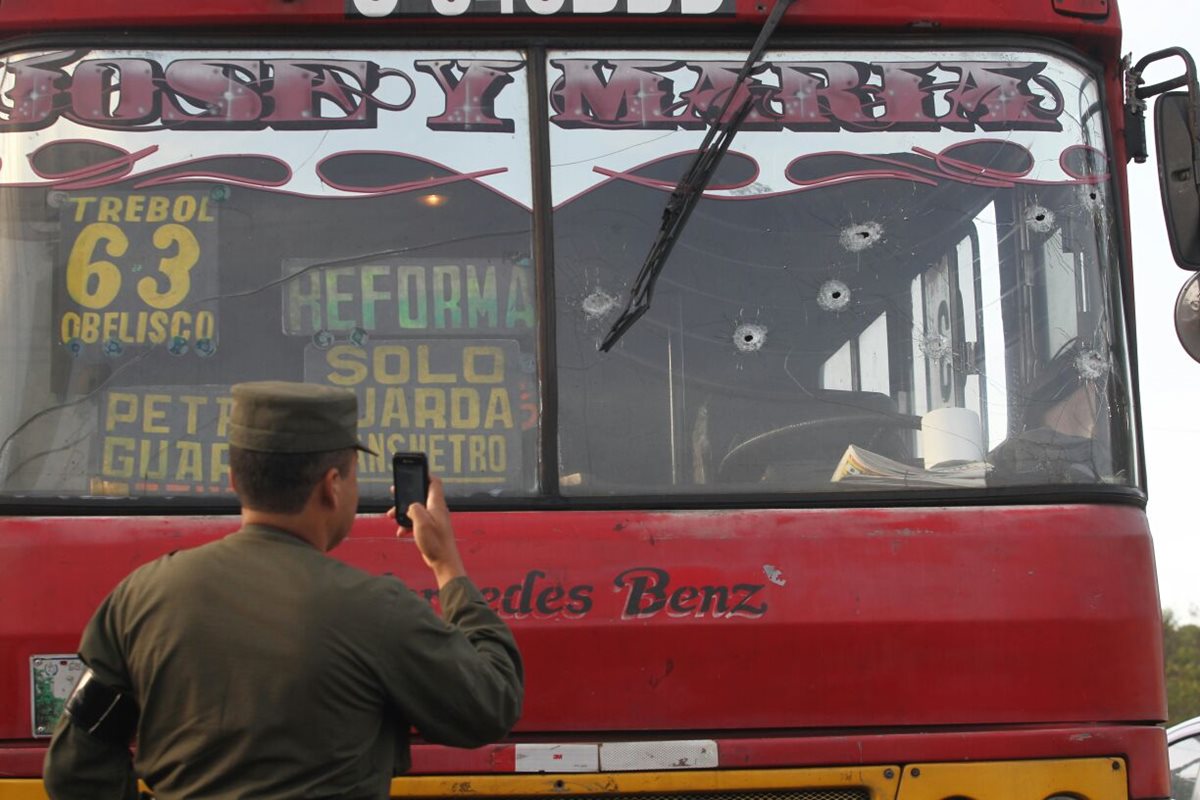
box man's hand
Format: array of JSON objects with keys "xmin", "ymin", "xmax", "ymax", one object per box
[{"xmin": 390, "ymin": 476, "xmax": 466, "ymax": 588}]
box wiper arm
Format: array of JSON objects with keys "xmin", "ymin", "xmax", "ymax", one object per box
[{"xmin": 598, "ymin": 0, "xmax": 797, "ymax": 352}]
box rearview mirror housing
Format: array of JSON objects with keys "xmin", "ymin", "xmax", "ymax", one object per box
[{"xmin": 1154, "ymin": 92, "xmax": 1200, "ymax": 267}]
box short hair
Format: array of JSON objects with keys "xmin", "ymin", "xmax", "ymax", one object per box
[{"xmin": 229, "ymin": 446, "xmax": 356, "ymax": 514}]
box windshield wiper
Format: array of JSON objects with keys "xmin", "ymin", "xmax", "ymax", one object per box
[{"xmin": 598, "ymin": 0, "xmax": 798, "ymax": 352}]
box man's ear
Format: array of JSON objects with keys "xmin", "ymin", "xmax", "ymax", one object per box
[{"xmin": 316, "ymin": 466, "xmax": 342, "ymax": 508}]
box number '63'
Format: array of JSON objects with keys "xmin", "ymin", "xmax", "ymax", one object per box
[{"xmin": 66, "ymin": 222, "xmax": 201, "ymax": 310}]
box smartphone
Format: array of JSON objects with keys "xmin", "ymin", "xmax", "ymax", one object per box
[{"xmin": 392, "ymin": 452, "xmax": 429, "ymax": 529}]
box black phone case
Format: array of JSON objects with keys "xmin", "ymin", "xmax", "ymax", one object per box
[{"xmin": 392, "ymin": 453, "xmax": 429, "ymax": 527}]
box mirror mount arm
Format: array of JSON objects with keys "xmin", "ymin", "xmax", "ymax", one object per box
[{"xmin": 1126, "ymin": 47, "xmax": 1200, "ymax": 186}]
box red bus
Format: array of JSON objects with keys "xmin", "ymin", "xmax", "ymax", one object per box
[{"xmin": 2, "ymin": 0, "xmax": 1198, "ymax": 797}]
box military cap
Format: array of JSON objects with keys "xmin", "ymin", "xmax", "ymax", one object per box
[{"xmin": 229, "ymin": 381, "xmax": 377, "ymax": 455}]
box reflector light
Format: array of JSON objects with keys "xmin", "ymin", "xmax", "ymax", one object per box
[
  {"xmin": 601, "ymin": 740, "xmax": 719, "ymax": 771},
  {"xmin": 515, "ymin": 744, "xmax": 599, "ymax": 773},
  {"xmin": 512, "ymin": 740, "xmax": 719, "ymax": 772}
]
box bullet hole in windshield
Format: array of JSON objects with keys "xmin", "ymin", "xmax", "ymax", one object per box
[
  {"xmin": 840, "ymin": 221, "xmax": 883, "ymax": 252},
  {"xmin": 582, "ymin": 290, "xmax": 617, "ymax": 320},
  {"xmin": 1075, "ymin": 348, "xmax": 1110, "ymax": 381},
  {"xmin": 817, "ymin": 279, "xmax": 852, "ymax": 312},
  {"xmin": 1079, "ymin": 185, "xmax": 1104, "ymax": 212},
  {"xmin": 920, "ymin": 332, "xmax": 952, "ymax": 361},
  {"xmin": 734, "ymin": 323, "xmax": 768, "ymax": 352},
  {"xmin": 1024, "ymin": 204, "xmax": 1055, "ymax": 233}
]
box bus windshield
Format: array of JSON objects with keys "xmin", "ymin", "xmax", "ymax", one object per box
[{"xmin": 0, "ymin": 45, "xmax": 1135, "ymax": 504}]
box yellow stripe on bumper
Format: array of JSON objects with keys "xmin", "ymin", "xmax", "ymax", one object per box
[
  {"xmin": 391, "ymin": 766, "xmax": 902, "ymax": 796},
  {"xmin": 0, "ymin": 781, "xmax": 49, "ymax": 800},
  {"xmin": 0, "ymin": 758, "xmax": 1129, "ymax": 800},
  {"xmin": 388, "ymin": 759, "xmax": 1128, "ymax": 800}
]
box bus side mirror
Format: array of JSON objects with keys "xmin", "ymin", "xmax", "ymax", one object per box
[{"xmin": 1154, "ymin": 91, "xmax": 1200, "ymax": 268}]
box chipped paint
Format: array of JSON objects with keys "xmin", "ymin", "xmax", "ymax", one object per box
[
  {"xmin": 733, "ymin": 322, "xmax": 767, "ymax": 352},
  {"xmin": 763, "ymin": 564, "xmax": 787, "ymax": 586},
  {"xmin": 839, "ymin": 221, "xmax": 883, "ymax": 252},
  {"xmin": 864, "ymin": 527, "xmax": 929, "ymax": 537},
  {"xmin": 817, "ymin": 279, "xmax": 851, "ymax": 312},
  {"xmin": 726, "ymin": 181, "xmax": 774, "ymax": 197}
]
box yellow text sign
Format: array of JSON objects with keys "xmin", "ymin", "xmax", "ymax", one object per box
[{"xmin": 306, "ymin": 340, "xmax": 526, "ymax": 488}]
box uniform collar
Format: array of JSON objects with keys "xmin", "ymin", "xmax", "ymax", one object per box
[{"xmin": 236, "ymin": 523, "xmax": 321, "ymax": 550}]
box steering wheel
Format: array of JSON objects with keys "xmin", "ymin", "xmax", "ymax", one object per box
[{"xmin": 716, "ymin": 411, "xmax": 921, "ymax": 482}]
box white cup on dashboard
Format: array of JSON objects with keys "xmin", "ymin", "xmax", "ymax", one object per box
[{"xmin": 921, "ymin": 407, "xmax": 984, "ymax": 467}]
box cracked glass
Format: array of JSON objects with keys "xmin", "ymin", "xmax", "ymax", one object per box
[
  {"xmin": 0, "ymin": 45, "xmax": 1137, "ymax": 504},
  {"xmin": 551, "ymin": 48, "xmax": 1135, "ymax": 495},
  {"xmin": 0, "ymin": 48, "xmax": 538, "ymax": 501}
]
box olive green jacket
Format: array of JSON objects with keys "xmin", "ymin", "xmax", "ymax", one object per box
[{"xmin": 43, "ymin": 524, "xmax": 523, "ymax": 799}]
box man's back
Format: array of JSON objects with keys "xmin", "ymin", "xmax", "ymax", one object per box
[
  {"xmin": 75, "ymin": 524, "xmax": 521, "ymax": 799},
  {"xmin": 44, "ymin": 382, "xmax": 522, "ymax": 800}
]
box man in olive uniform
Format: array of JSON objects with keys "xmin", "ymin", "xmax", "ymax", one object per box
[{"xmin": 43, "ymin": 381, "xmax": 524, "ymax": 799}]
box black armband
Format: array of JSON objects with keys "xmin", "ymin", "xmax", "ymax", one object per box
[{"xmin": 63, "ymin": 668, "xmax": 139, "ymax": 745}]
